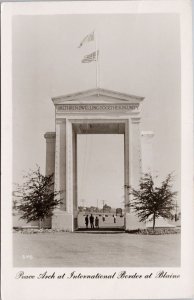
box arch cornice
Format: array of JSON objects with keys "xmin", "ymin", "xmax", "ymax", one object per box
[{"xmin": 52, "ymin": 88, "xmax": 144, "ymax": 105}]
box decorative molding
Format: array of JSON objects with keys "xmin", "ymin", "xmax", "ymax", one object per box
[
  {"xmin": 56, "ymin": 103, "xmax": 139, "ymax": 113},
  {"xmin": 56, "ymin": 118, "xmax": 66, "ymax": 124},
  {"xmin": 44, "ymin": 132, "xmax": 56, "ymax": 139},
  {"xmin": 131, "ymin": 116, "xmax": 141, "ymax": 124},
  {"xmin": 141, "ymin": 131, "xmax": 154, "ymax": 137},
  {"xmin": 52, "ymin": 88, "xmax": 144, "ymax": 104},
  {"xmin": 69, "ymin": 118, "xmax": 128, "ymax": 124}
]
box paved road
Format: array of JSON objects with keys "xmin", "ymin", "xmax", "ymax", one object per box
[
  {"xmin": 78, "ymin": 213, "xmax": 124, "ymax": 228},
  {"xmin": 13, "ymin": 232, "xmax": 180, "ymax": 267}
]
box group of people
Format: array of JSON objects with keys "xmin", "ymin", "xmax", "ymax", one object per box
[
  {"xmin": 85, "ymin": 214, "xmax": 99, "ymax": 229},
  {"xmin": 84, "ymin": 214, "xmax": 117, "ymax": 229}
]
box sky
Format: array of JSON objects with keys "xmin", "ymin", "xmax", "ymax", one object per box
[
  {"xmin": 77, "ymin": 134, "xmax": 124, "ymax": 209},
  {"xmin": 12, "ymin": 14, "xmax": 181, "ymax": 208}
]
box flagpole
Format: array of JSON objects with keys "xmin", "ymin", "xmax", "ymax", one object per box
[{"xmin": 95, "ymin": 30, "xmax": 100, "ymax": 89}]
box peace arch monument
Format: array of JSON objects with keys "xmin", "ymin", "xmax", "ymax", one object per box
[{"xmin": 44, "ymin": 88, "xmax": 154, "ymax": 231}]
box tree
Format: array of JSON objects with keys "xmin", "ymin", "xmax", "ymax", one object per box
[
  {"xmin": 78, "ymin": 206, "xmax": 84, "ymax": 212},
  {"xmin": 103, "ymin": 204, "xmax": 111, "ymax": 213},
  {"xmin": 116, "ymin": 208, "xmax": 122, "ymax": 216},
  {"xmin": 14, "ymin": 166, "xmax": 62, "ymax": 228},
  {"xmin": 126, "ymin": 173, "xmax": 177, "ymax": 230}
]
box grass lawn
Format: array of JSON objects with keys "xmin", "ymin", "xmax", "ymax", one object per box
[{"xmin": 13, "ymin": 231, "xmax": 180, "ymax": 267}]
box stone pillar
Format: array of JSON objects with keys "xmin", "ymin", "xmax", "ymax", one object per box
[
  {"xmin": 130, "ymin": 117, "xmax": 141, "ymax": 188},
  {"xmin": 73, "ymin": 129, "xmax": 78, "ymax": 230},
  {"xmin": 52, "ymin": 118, "xmax": 73, "ymax": 231},
  {"xmin": 54, "ymin": 119, "xmax": 66, "ymax": 209},
  {"xmin": 44, "ymin": 132, "xmax": 56, "ymax": 228},
  {"xmin": 44, "ymin": 132, "xmax": 56, "ymax": 176},
  {"xmin": 66, "ymin": 118, "xmax": 73, "ymax": 215},
  {"xmin": 124, "ymin": 119, "xmax": 130, "ymax": 213},
  {"xmin": 141, "ymin": 131, "xmax": 154, "ymax": 174},
  {"xmin": 125, "ymin": 116, "xmax": 146, "ymax": 231}
]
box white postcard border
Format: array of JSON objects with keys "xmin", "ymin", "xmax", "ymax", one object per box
[{"xmin": 1, "ymin": 1, "xmax": 194, "ymax": 299}]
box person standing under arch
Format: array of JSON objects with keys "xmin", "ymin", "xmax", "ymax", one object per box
[
  {"xmin": 85, "ymin": 215, "xmax": 89, "ymax": 228},
  {"xmin": 95, "ymin": 216, "xmax": 99, "ymax": 229},
  {"xmin": 113, "ymin": 214, "xmax": 116, "ymax": 223},
  {"xmin": 90, "ymin": 214, "xmax": 94, "ymax": 229}
]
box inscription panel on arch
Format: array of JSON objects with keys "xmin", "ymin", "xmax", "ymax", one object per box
[{"xmin": 56, "ymin": 103, "xmax": 139, "ymax": 113}]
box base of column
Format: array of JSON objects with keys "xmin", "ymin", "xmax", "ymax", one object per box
[
  {"xmin": 52, "ymin": 211, "xmax": 73, "ymax": 232},
  {"xmin": 125, "ymin": 213, "xmax": 146, "ymax": 231},
  {"xmin": 42, "ymin": 217, "xmax": 52, "ymax": 229}
]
